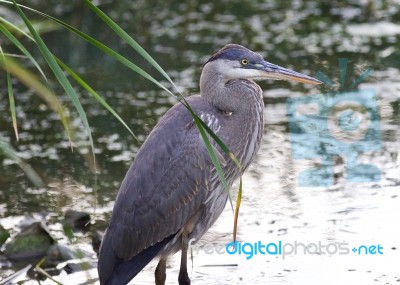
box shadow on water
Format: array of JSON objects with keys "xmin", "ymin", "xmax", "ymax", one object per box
[{"xmin": 0, "ymin": 0, "xmax": 399, "ymax": 284}]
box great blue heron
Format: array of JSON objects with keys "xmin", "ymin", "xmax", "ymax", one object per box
[{"xmin": 98, "ymin": 44, "xmax": 321, "ymax": 285}]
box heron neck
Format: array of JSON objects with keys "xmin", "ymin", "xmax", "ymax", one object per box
[{"xmin": 200, "ymin": 66, "xmax": 263, "ymax": 114}]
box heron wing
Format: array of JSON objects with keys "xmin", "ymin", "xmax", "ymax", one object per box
[
  {"xmin": 107, "ymin": 98, "xmax": 218, "ymax": 260},
  {"xmin": 199, "ymin": 134, "xmax": 227, "ymax": 167}
]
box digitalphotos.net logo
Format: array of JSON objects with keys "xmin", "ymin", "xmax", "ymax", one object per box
[
  {"xmin": 188, "ymin": 238, "xmax": 384, "ymax": 260},
  {"xmin": 287, "ymin": 59, "xmax": 381, "ymax": 186}
]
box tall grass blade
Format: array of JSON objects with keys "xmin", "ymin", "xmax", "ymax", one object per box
[
  {"xmin": 185, "ymin": 103, "xmax": 233, "ymax": 210},
  {"xmin": 233, "ymin": 176, "xmax": 243, "ymax": 242},
  {"xmin": 0, "ymin": 136, "xmax": 45, "ymax": 187},
  {"xmin": 197, "ymin": 116, "xmax": 241, "ymax": 168},
  {"xmin": 6, "ymin": 64, "xmax": 18, "ymax": 140},
  {"xmin": 0, "ymin": 47, "xmax": 19, "ymax": 140},
  {"xmin": 11, "ymin": 0, "xmax": 94, "ymax": 159}
]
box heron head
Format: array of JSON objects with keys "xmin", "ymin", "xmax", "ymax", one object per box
[{"xmin": 202, "ymin": 44, "xmax": 322, "ymax": 85}]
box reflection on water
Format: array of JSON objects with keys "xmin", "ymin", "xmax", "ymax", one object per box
[{"xmin": 1, "ymin": 0, "xmax": 399, "ymax": 284}]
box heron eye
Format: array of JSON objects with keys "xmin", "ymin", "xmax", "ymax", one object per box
[{"xmin": 241, "ymin": 58, "xmax": 249, "ymax": 65}]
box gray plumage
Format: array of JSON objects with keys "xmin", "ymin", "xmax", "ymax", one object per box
[{"xmin": 98, "ymin": 44, "xmax": 321, "ymax": 285}]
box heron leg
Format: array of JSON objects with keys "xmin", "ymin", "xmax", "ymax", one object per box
[
  {"xmin": 178, "ymin": 230, "xmax": 191, "ymax": 285},
  {"xmin": 155, "ymin": 258, "xmax": 167, "ymax": 285}
]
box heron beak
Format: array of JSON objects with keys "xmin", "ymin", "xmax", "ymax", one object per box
[{"xmin": 255, "ymin": 61, "xmax": 322, "ymax": 85}]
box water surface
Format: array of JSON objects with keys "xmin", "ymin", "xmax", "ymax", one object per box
[{"xmin": 0, "ymin": 1, "xmax": 399, "ymax": 284}]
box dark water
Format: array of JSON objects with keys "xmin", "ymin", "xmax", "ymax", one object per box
[{"xmin": 0, "ymin": 1, "xmax": 399, "ymax": 284}]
